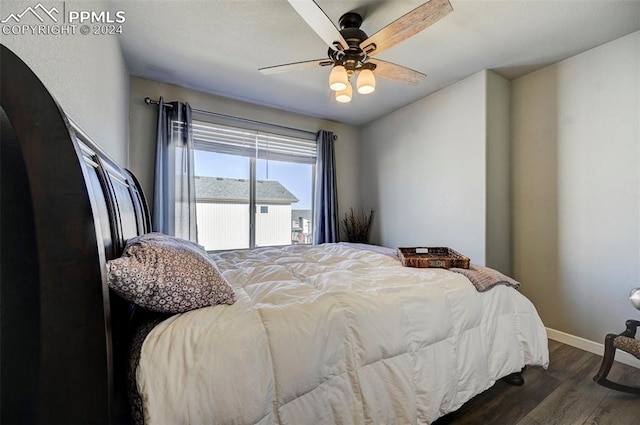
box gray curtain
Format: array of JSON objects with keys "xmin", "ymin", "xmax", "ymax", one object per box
[
  {"xmin": 313, "ymin": 130, "xmax": 338, "ymax": 244},
  {"xmin": 152, "ymin": 97, "xmax": 197, "ymax": 241}
]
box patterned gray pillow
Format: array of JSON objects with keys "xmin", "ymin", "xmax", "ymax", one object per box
[{"xmin": 107, "ymin": 232, "xmax": 236, "ymax": 313}]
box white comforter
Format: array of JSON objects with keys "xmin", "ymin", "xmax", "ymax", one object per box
[{"xmin": 137, "ymin": 243, "xmax": 548, "ymax": 425}]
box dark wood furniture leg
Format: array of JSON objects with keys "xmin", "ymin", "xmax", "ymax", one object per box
[
  {"xmin": 593, "ymin": 320, "xmax": 640, "ymax": 394},
  {"xmin": 502, "ymin": 366, "xmax": 526, "ymax": 386}
]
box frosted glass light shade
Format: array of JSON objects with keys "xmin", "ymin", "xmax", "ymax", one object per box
[
  {"xmin": 335, "ymin": 82, "xmax": 352, "ymax": 103},
  {"xmin": 630, "ymin": 287, "xmax": 640, "ymax": 310},
  {"xmin": 357, "ymin": 68, "xmax": 376, "ymax": 94},
  {"xmin": 329, "ymin": 65, "xmax": 348, "ymax": 91}
]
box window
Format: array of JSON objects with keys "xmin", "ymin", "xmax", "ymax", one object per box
[{"xmin": 192, "ymin": 119, "xmax": 316, "ymax": 251}]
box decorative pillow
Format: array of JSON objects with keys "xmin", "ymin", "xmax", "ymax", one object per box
[{"xmin": 107, "ymin": 232, "xmax": 236, "ymax": 313}]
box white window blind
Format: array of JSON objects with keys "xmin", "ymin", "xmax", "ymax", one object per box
[{"xmin": 193, "ymin": 121, "xmax": 317, "ymax": 164}]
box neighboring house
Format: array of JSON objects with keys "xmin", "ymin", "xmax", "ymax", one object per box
[
  {"xmin": 291, "ymin": 209, "xmax": 312, "ymax": 245},
  {"xmin": 195, "ymin": 176, "xmax": 298, "ymax": 250}
]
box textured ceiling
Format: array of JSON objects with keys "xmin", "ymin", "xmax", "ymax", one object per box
[{"xmin": 114, "ymin": 0, "xmax": 640, "ymax": 125}]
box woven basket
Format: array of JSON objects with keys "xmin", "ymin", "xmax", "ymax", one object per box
[{"xmin": 397, "ymin": 247, "xmax": 470, "ymax": 269}]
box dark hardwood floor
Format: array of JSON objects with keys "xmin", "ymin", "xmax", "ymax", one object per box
[{"xmin": 433, "ymin": 339, "xmax": 640, "ymax": 425}]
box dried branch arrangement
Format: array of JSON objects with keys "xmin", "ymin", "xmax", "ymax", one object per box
[{"xmin": 341, "ymin": 207, "xmax": 375, "ymax": 243}]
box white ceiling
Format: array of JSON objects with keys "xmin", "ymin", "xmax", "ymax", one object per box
[{"xmin": 114, "ymin": 0, "xmax": 640, "ymax": 126}]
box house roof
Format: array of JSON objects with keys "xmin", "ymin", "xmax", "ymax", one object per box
[
  {"xmin": 195, "ymin": 176, "xmax": 299, "ymax": 204},
  {"xmin": 292, "ymin": 209, "xmax": 312, "ymax": 221}
]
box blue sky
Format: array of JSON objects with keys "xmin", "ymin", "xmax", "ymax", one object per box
[{"xmin": 194, "ymin": 151, "xmax": 313, "ymax": 210}]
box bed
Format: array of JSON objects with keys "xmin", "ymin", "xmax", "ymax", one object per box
[{"xmin": 0, "ymin": 44, "xmax": 548, "ymax": 424}]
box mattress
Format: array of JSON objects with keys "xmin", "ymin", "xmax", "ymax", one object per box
[{"xmin": 135, "ymin": 243, "xmax": 549, "ymax": 424}]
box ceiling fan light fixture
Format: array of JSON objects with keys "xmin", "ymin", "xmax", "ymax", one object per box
[
  {"xmin": 335, "ymin": 82, "xmax": 352, "ymax": 103},
  {"xmin": 357, "ymin": 68, "xmax": 376, "ymax": 94},
  {"xmin": 263, "ymin": 1, "xmax": 452, "ymax": 105},
  {"xmin": 329, "ymin": 64, "xmax": 348, "ymax": 91}
]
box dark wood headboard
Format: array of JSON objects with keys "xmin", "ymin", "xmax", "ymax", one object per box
[{"xmin": 1, "ymin": 44, "xmax": 150, "ymax": 424}]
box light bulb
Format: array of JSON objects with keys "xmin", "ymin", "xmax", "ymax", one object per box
[
  {"xmin": 335, "ymin": 82, "xmax": 352, "ymax": 103},
  {"xmin": 357, "ymin": 68, "xmax": 376, "ymax": 94},
  {"xmin": 329, "ymin": 65, "xmax": 348, "ymax": 91}
]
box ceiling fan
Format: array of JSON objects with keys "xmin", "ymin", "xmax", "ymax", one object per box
[{"xmin": 259, "ymin": 0, "xmax": 453, "ymax": 103}]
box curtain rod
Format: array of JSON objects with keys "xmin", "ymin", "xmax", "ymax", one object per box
[{"xmin": 144, "ymin": 97, "xmax": 337, "ymax": 140}]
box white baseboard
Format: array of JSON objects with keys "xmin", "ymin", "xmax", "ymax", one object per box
[{"xmin": 546, "ymin": 327, "xmax": 640, "ymax": 369}]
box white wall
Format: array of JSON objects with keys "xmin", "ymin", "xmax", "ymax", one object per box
[
  {"xmin": 485, "ymin": 72, "xmax": 512, "ymax": 275},
  {"xmin": 1, "ymin": 0, "xmax": 130, "ymax": 165},
  {"xmin": 511, "ymin": 31, "xmax": 640, "ymax": 343},
  {"xmin": 360, "ymin": 31, "xmax": 639, "ymax": 346},
  {"xmin": 360, "ymin": 70, "xmax": 510, "ymax": 270},
  {"xmin": 129, "ymin": 77, "xmax": 360, "ymax": 225}
]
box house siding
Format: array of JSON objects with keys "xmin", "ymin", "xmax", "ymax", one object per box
[{"xmin": 196, "ymin": 202, "xmax": 292, "ymax": 250}]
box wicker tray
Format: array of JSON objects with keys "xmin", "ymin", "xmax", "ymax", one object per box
[{"xmin": 397, "ymin": 247, "xmax": 470, "ymax": 269}]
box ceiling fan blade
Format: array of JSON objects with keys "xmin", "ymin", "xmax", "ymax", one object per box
[
  {"xmin": 259, "ymin": 59, "xmax": 333, "ymax": 75},
  {"xmin": 360, "ymin": 0, "xmax": 453, "ymax": 57},
  {"xmin": 287, "ymin": 0, "xmax": 348, "ymax": 51},
  {"xmin": 369, "ymin": 58, "xmax": 426, "ymax": 86}
]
